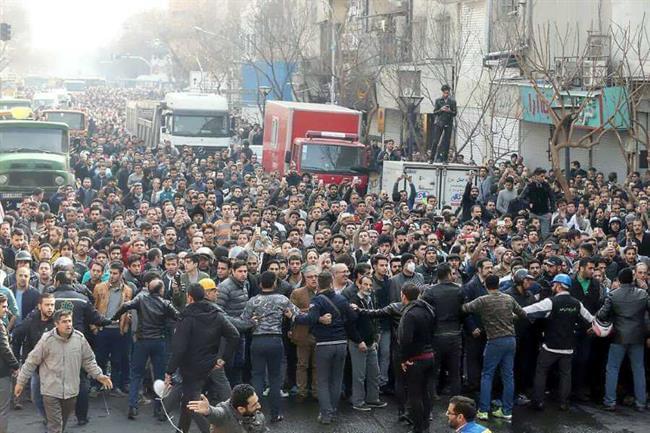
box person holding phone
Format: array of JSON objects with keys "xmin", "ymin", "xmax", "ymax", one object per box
[{"xmin": 429, "ymin": 84, "xmax": 457, "ymax": 163}]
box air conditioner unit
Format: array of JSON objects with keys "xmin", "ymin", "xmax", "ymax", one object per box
[
  {"xmin": 583, "ymin": 59, "xmax": 608, "ymax": 89},
  {"xmin": 372, "ymin": 18, "xmax": 387, "ymax": 32},
  {"xmin": 554, "ymin": 58, "xmax": 581, "ymax": 86}
]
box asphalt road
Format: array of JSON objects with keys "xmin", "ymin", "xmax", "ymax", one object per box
[{"xmin": 10, "ymin": 392, "xmax": 650, "ymax": 433}]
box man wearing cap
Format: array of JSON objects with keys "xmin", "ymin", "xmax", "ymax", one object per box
[{"xmin": 523, "ymin": 274, "xmax": 594, "ymax": 411}]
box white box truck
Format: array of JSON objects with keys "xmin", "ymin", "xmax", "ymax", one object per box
[{"xmin": 378, "ymin": 161, "xmax": 477, "ymax": 210}]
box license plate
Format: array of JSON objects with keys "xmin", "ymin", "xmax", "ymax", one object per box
[{"xmin": 0, "ymin": 192, "xmax": 22, "ymax": 199}]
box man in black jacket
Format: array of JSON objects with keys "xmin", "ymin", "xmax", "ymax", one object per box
[
  {"xmin": 421, "ymin": 263, "xmax": 463, "ymax": 396},
  {"xmin": 569, "ymin": 257, "xmax": 604, "ymax": 402},
  {"xmin": 429, "ymin": 84, "xmax": 457, "ymax": 163},
  {"xmin": 0, "ymin": 294, "xmax": 20, "ymax": 433},
  {"xmin": 347, "ymin": 275, "xmax": 386, "ymax": 411},
  {"xmin": 111, "ymin": 277, "xmax": 180, "ymax": 420},
  {"xmin": 166, "ymin": 283, "xmax": 240, "ymax": 433},
  {"xmin": 597, "ymin": 268, "xmax": 650, "ymax": 411},
  {"xmin": 519, "ymin": 168, "xmax": 554, "ymax": 237},
  {"xmin": 398, "ymin": 283, "xmax": 436, "ymax": 433}
]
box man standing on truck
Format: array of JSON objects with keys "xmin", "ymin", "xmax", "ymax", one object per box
[{"xmin": 429, "ymin": 84, "xmax": 457, "ymax": 164}]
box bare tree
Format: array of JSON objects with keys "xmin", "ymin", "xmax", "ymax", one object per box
[{"xmin": 512, "ymin": 20, "xmax": 650, "ymax": 199}]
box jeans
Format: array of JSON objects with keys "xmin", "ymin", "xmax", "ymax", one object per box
[
  {"xmin": 572, "ymin": 332, "xmax": 594, "ymax": 397},
  {"xmin": 251, "ymin": 335, "xmax": 284, "ymax": 417},
  {"xmin": 532, "ymin": 348, "xmax": 572, "ymax": 405},
  {"xmin": 479, "ymin": 336, "xmax": 516, "ymax": 415},
  {"xmin": 405, "ymin": 358, "xmax": 434, "ymax": 433},
  {"xmin": 129, "ymin": 338, "xmax": 166, "ymax": 410},
  {"xmin": 178, "ymin": 377, "xmax": 211, "ymax": 433},
  {"xmin": 348, "ymin": 341, "xmax": 380, "ymax": 407},
  {"xmin": 377, "ymin": 329, "xmax": 391, "ymax": 387},
  {"xmin": 206, "ymin": 367, "xmax": 231, "ymax": 405},
  {"xmin": 465, "ymin": 332, "xmax": 486, "ymax": 392},
  {"xmin": 31, "ymin": 371, "xmax": 45, "ymax": 420},
  {"xmin": 225, "ymin": 336, "xmax": 246, "ymax": 386},
  {"xmin": 432, "ymin": 334, "xmax": 462, "ymax": 396},
  {"xmin": 0, "ymin": 377, "xmax": 10, "ymax": 433},
  {"xmin": 315, "ymin": 343, "xmax": 347, "ymax": 420},
  {"xmin": 605, "ymin": 343, "xmax": 646, "ymax": 408},
  {"xmin": 162, "ymin": 377, "xmax": 210, "ymax": 433},
  {"xmin": 95, "ymin": 328, "xmax": 128, "ymax": 390},
  {"xmin": 431, "ymin": 124, "xmax": 452, "ymax": 162}
]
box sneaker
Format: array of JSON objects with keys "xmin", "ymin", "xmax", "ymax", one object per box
[
  {"xmin": 263, "ymin": 388, "xmax": 270, "ymax": 397},
  {"xmin": 492, "ymin": 408, "xmax": 512, "ymax": 420},
  {"xmin": 317, "ymin": 414, "xmax": 332, "ymax": 425},
  {"xmin": 110, "ymin": 388, "xmax": 127, "ymax": 398},
  {"xmin": 352, "ymin": 403, "xmax": 372, "ymax": 411},
  {"xmin": 280, "ymin": 390, "xmax": 290, "ymax": 398},
  {"xmin": 602, "ymin": 404, "xmax": 616, "ymax": 412},
  {"xmin": 366, "ymin": 400, "xmax": 388, "ymax": 408},
  {"xmin": 515, "ymin": 393, "xmax": 530, "ymax": 406},
  {"xmin": 476, "ymin": 411, "xmax": 489, "ymax": 421}
]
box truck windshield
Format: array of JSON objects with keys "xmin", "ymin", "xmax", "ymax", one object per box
[
  {"xmin": 301, "ymin": 143, "xmax": 364, "ymax": 173},
  {"xmin": 0, "ymin": 127, "xmax": 66, "ymax": 153},
  {"xmin": 45, "ymin": 112, "xmax": 84, "ymax": 130},
  {"xmin": 172, "ymin": 114, "xmax": 229, "ymax": 137},
  {"xmin": 0, "ymin": 100, "xmax": 30, "ymax": 110}
]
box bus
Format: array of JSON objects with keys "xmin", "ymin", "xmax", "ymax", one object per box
[
  {"xmin": 0, "ymin": 121, "xmax": 74, "ymax": 201},
  {"xmin": 41, "ymin": 109, "xmax": 88, "ymax": 136}
]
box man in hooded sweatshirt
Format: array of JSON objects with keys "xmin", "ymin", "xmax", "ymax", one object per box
[{"xmin": 166, "ymin": 283, "xmax": 240, "ymax": 433}]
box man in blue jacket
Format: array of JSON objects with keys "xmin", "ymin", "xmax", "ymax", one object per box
[
  {"xmin": 294, "ymin": 270, "xmax": 357, "ymax": 425},
  {"xmin": 446, "ymin": 395, "xmax": 491, "ymax": 433}
]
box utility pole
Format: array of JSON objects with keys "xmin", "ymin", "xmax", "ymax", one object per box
[{"xmin": 329, "ymin": 0, "xmax": 336, "ymax": 105}]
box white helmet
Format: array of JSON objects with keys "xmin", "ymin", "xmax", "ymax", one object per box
[{"xmin": 592, "ymin": 318, "xmax": 613, "ymax": 337}]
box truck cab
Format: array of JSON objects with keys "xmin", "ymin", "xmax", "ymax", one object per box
[
  {"xmin": 159, "ymin": 92, "xmax": 230, "ymax": 149},
  {"xmin": 262, "ymin": 101, "xmax": 369, "ymax": 190},
  {"xmin": 41, "ymin": 109, "xmax": 88, "ymax": 137},
  {"xmin": 291, "ymin": 131, "xmax": 368, "ymax": 190},
  {"xmin": 0, "ymin": 121, "xmax": 74, "ymax": 201}
]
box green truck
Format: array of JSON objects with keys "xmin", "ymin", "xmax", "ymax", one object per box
[{"xmin": 0, "ymin": 120, "xmax": 75, "ymax": 201}]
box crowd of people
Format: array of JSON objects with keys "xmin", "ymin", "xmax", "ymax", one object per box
[{"xmin": 1, "ymin": 86, "xmax": 650, "ymax": 433}]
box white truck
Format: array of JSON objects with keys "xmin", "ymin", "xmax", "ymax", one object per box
[
  {"xmin": 126, "ymin": 92, "xmax": 231, "ymax": 150},
  {"xmin": 378, "ymin": 160, "xmax": 477, "ymax": 210}
]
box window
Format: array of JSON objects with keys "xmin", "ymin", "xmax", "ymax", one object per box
[
  {"xmin": 434, "ymin": 13, "xmax": 452, "ymax": 59},
  {"xmin": 498, "ymin": 0, "xmax": 517, "ymax": 17},
  {"xmin": 271, "ymin": 117, "xmax": 279, "ymax": 149}
]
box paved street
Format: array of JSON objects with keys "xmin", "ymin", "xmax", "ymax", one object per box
[{"xmin": 9, "ymin": 393, "xmax": 650, "ymax": 433}]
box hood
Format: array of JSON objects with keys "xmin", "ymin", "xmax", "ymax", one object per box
[
  {"xmin": 182, "ymin": 300, "xmax": 222, "ymax": 322},
  {"xmin": 0, "ymin": 152, "xmax": 67, "ymax": 171}
]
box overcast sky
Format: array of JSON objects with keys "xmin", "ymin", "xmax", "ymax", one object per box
[{"xmin": 26, "ymin": 0, "xmax": 166, "ymax": 75}]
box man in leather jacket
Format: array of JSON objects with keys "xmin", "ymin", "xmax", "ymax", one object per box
[
  {"xmin": 187, "ymin": 384, "xmax": 268, "ymax": 433},
  {"xmin": 111, "ymin": 277, "xmax": 180, "ymax": 420},
  {"xmin": 597, "ymin": 267, "xmax": 650, "ymax": 410}
]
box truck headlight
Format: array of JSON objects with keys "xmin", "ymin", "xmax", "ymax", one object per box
[
  {"xmin": 0, "ymin": 175, "xmax": 7, "ymax": 184},
  {"xmin": 54, "ymin": 176, "xmax": 66, "ymax": 185}
]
